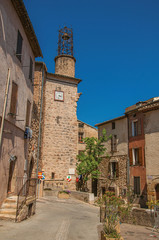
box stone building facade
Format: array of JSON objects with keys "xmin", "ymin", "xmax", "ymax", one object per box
[
  {"xmin": 95, "ymin": 116, "xmax": 128, "ymax": 197},
  {"xmin": 29, "ymin": 28, "xmax": 82, "ymax": 191},
  {"xmin": 125, "ymin": 97, "xmax": 159, "ymax": 206},
  {"xmin": 0, "ymin": 0, "xmax": 42, "ymax": 206}
]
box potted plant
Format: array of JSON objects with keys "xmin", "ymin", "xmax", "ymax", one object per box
[
  {"xmin": 58, "ymin": 190, "xmax": 70, "ymax": 199},
  {"xmin": 97, "ymin": 191, "xmax": 131, "ymax": 240}
]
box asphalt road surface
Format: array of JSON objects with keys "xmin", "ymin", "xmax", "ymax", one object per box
[{"xmin": 0, "ymin": 196, "xmax": 100, "ymax": 240}]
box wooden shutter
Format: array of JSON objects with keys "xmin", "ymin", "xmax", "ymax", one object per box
[
  {"xmin": 108, "ymin": 162, "xmax": 110, "ymax": 173},
  {"xmin": 29, "ymin": 57, "xmax": 33, "ymax": 80},
  {"xmin": 10, "ymin": 82, "xmax": 18, "ymax": 115},
  {"xmin": 16, "ymin": 30, "xmax": 23, "ymax": 61},
  {"xmin": 129, "ymin": 120, "xmax": 132, "ymax": 138},
  {"xmin": 134, "ymin": 177, "xmax": 140, "ymax": 195},
  {"xmin": 138, "ymin": 147, "xmax": 142, "ymax": 166},
  {"xmin": 116, "ymin": 162, "xmax": 119, "ymax": 178},
  {"xmin": 129, "ymin": 149, "xmax": 133, "ymax": 166},
  {"xmin": 26, "ymin": 100, "xmax": 31, "ymax": 126},
  {"xmin": 138, "ymin": 119, "xmax": 142, "ymax": 135}
]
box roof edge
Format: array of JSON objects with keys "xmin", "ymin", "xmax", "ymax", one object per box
[{"xmin": 11, "ymin": 0, "xmax": 43, "ymax": 58}]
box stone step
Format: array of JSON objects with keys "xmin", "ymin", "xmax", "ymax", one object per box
[
  {"xmin": 0, "ymin": 208, "xmax": 16, "ymax": 215},
  {"xmin": 0, "ymin": 213, "xmax": 16, "ymax": 220},
  {"xmin": 4, "ymin": 196, "xmax": 18, "ymax": 204},
  {"xmin": 1, "ymin": 202, "xmax": 17, "ymax": 209}
]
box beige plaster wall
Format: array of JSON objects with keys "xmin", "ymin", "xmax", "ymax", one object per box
[
  {"xmin": 0, "ymin": 0, "xmax": 34, "ymax": 205},
  {"xmin": 144, "ymin": 110, "xmax": 159, "ymax": 177},
  {"xmin": 98, "ymin": 117, "xmax": 128, "ymax": 156}
]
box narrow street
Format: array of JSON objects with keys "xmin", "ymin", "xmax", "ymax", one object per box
[{"xmin": 0, "ymin": 197, "xmax": 99, "ymax": 240}]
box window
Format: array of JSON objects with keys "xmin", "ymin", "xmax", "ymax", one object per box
[
  {"xmin": 16, "ymin": 30, "xmax": 23, "ymax": 62},
  {"xmin": 29, "ymin": 57, "xmax": 33, "ymax": 80},
  {"xmin": 129, "ymin": 119, "xmax": 142, "ymax": 137},
  {"xmin": 109, "ymin": 161, "xmax": 119, "ymax": 178},
  {"xmin": 78, "ymin": 122, "xmax": 84, "ymax": 128},
  {"xmin": 10, "ymin": 82, "xmax": 18, "ymax": 115},
  {"xmin": 51, "ymin": 172, "xmax": 55, "ymax": 179},
  {"xmin": 132, "ymin": 120, "xmax": 138, "ymax": 136},
  {"xmin": 134, "ymin": 177, "xmax": 140, "ymax": 195},
  {"xmin": 112, "ymin": 122, "xmax": 115, "ymax": 129},
  {"xmin": 111, "ymin": 135, "xmax": 117, "ymax": 152},
  {"xmin": 26, "ymin": 100, "xmax": 31, "ymax": 126},
  {"xmin": 78, "ymin": 132, "xmax": 84, "ymax": 143},
  {"xmin": 129, "ymin": 148, "xmax": 142, "ymax": 166}
]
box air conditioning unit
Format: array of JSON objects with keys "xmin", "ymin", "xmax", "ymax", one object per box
[{"xmin": 24, "ymin": 127, "xmax": 32, "ymax": 139}]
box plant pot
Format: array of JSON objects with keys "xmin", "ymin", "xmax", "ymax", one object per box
[
  {"xmin": 58, "ymin": 193, "xmax": 70, "ymax": 199},
  {"xmin": 101, "ymin": 232, "xmax": 124, "ymax": 240}
]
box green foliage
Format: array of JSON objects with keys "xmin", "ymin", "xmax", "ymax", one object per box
[
  {"xmin": 97, "ymin": 191, "xmax": 131, "ymax": 239},
  {"xmin": 76, "ymin": 129, "xmax": 110, "ymax": 188}
]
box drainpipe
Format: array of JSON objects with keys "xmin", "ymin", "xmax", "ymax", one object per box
[
  {"xmin": 36, "ymin": 63, "xmax": 44, "ymax": 179},
  {"xmin": 0, "ymin": 68, "xmax": 10, "ymax": 147}
]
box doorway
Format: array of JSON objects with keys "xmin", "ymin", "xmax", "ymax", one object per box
[
  {"xmin": 92, "ymin": 179, "xmax": 98, "ymax": 197},
  {"xmin": 155, "ymin": 184, "xmax": 159, "ymax": 200}
]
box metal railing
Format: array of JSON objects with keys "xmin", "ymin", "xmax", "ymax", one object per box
[{"xmin": 15, "ymin": 178, "xmax": 37, "ymax": 222}]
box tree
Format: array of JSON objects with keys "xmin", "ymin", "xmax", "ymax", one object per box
[{"xmin": 76, "ymin": 129, "xmax": 110, "ymax": 190}]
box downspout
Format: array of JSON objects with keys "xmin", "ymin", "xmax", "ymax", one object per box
[
  {"xmin": 36, "ymin": 63, "xmax": 44, "ymax": 178},
  {"xmin": 0, "ymin": 68, "xmax": 10, "ymax": 147}
]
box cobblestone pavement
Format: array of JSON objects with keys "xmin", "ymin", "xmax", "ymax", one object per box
[{"xmin": 121, "ymin": 223, "xmax": 159, "ymax": 240}]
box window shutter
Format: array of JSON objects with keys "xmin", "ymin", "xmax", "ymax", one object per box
[
  {"xmin": 29, "ymin": 57, "xmax": 33, "ymax": 80},
  {"xmin": 129, "ymin": 149, "xmax": 133, "ymax": 166},
  {"xmin": 108, "ymin": 162, "xmax": 110, "ymax": 173},
  {"xmin": 10, "ymin": 82, "xmax": 18, "ymax": 115},
  {"xmin": 129, "ymin": 120, "xmax": 132, "ymax": 138},
  {"xmin": 138, "ymin": 119, "xmax": 142, "ymax": 135},
  {"xmin": 26, "ymin": 100, "xmax": 31, "ymax": 126},
  {"xmin": 16, "ymin": 30, "xmax": 23, "ymax": 61},
  {"xmin": 138, "ymin": 147, "xmax": 142, "ymax": 166},
  {"xmin": 116, "ymin": 162, "xmax": 119, "ymax": 178}
]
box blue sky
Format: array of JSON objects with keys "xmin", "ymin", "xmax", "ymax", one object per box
[{"xmin": 24, "ymin": 0, "xmax": 159, "ymax": 127}]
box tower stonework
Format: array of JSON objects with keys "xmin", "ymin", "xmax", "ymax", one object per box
[
  {"xmin": 55, "ymin": 55, "xmax": 76, "ymax": 78},
  {"xmin": 54, "ymin": 27, "xmax": 76, "ymax": 78},
  {"xmin": 32, "ymin": 27, "xmax": 81, "ymax": 191}
]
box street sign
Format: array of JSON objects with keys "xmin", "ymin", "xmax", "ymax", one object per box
[
  {"xmin": 38, "ymin": 171, "xmax": 42, "ymax": 179},
  {"xmin": 42, "ymin": 173, "xmax": 45, "ymax": 180},
  {"xmin": 67, "ymin": 175, "xmax": 71, "ymax": 182}
]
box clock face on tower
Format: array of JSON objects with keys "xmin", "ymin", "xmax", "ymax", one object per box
[{"xmin": 54, "ymin": 91, "xmax": 64, "ymax": 101}]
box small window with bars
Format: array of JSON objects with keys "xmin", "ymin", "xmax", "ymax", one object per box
[
  {"xmin": 78, "ymin": 132, "xmax": 84, "ymax": 143},
  {"xmin": 109, "ymin": 161, "xmax": 119, "ymax": 179}
]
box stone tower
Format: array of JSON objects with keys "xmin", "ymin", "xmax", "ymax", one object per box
[
  {"xmin": 31, "ymin": 27, "xmax": 82, "ymax": 192},
  {"xmin": 54, "ymin": 27, "xmax": 76, "ymax": 78}
]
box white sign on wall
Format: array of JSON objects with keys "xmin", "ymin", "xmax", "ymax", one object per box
[{"xmin": 69, "ymin": 168, "xmax": 75, "ymax": 175}]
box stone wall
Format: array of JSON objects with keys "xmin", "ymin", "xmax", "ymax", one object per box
[
  {"xmin": 98, "ymin": 155, "xmax": 127, "ymax": 196},
  {"xmin": 41, "ymin": 73, "xmax": 80, "ymax": 190},
  {"xmin": 55, "ymin": 55, "xmax": 76, "ymax": 78}
]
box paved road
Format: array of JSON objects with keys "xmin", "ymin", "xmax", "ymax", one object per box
[
  {"xmin": 120, "ymin": 223, "xmax": 159, "ymax": 240},
  {"xmin": 0, "ymin": 197, "xmax": 100, "ymax": 240}
]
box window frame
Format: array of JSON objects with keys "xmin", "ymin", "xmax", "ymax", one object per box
[{"xmin": 29, "ymin": 57, "xmax": 33, "ymax": 81}]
